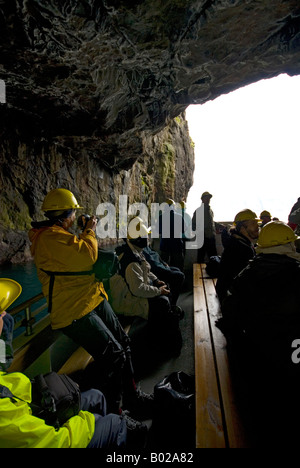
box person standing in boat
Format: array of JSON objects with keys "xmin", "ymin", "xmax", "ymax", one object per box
[{"xmin": 192, "ymin": 191, "xmax": 218, "ymax": 263}]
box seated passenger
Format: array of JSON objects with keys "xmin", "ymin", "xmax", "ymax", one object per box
[
  {"xmin": 0, "ymin": 280, "xmax": 127, "ymax": 449},
  {"xmin": 28, "ymin": 188, "xmax": 153, "ymax": 423},
  {"xmin": 259, "ymin": 210, "xmax": 272, "ymax": 227},
  {"xmin": 219, "ymin": 222, "xmax": 300, "ymax": 444},
  {"xmin": 143, "ymin": 244, "xmax": 185, "ymax": 309},
  {"xmin": 221, "ymin": 221, "xmax": 300, "ymax": 355},
  {"xmin": 110, "ymin": 220, "xmax": 182, "ymax": 354},
  {"xmin": 216, "ymin": 209, "xmax": 260, "ymax": 303}
]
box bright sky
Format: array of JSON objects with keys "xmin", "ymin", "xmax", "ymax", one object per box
[{"xmin": 185, "ymin": 73, "xmax": 300, "ymax": 223}]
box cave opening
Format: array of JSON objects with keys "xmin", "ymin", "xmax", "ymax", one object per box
[{"xmin": 185, "ymin": 73, "xmax": 300, "ymax": 224}]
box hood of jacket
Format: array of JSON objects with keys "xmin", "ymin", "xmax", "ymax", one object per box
[{"xmin": 232, "ymin": 253, "xmax": 300, "ymax": 301}]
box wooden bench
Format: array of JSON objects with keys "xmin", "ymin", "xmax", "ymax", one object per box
[{"xmin": 193, "ymin": 263, "xmax": 251, "ymax": 448}]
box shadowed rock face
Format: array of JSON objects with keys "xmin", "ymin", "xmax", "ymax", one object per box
[
  {"xmin": 1, "ymin": 1, "xmax": 300, "ymax": 145},
  {"xmin": 0, "ymin": 0, "xmax": 300, "ymax": 263}
]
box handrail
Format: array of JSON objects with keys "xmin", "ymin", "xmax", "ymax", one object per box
[
  {"xmin": 9, "ymin": 293, "xmax": 48, "ymax": 337},
  {"xmin": 9, "ymin": 293, "xmax": 44, "ymax": 316}
]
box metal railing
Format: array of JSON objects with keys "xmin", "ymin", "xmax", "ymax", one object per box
[{"xmin": 9, "ymin": 293, "xmax": 48, "ymax": 337}]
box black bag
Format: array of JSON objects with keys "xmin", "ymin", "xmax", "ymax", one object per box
[
  {"xmin": 93, "ymin": 248, "xmax": 120, "ymax": 281},
  {"xmin": 30, "ymin": 372, "xmax": 81, "ymax": 429},
  {"xmin": 152, "ymin": 371, "xmax": 195, "ymax": 448}
]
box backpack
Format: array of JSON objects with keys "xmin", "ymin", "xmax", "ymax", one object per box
[
  {"xmin": 30, "ymin": 372, "xmax": 81, "ymax": 429},
  {"xmin": 0, "ymin": 372, "xmax": 81, "ymax": 430},
  {"xmin": 93, "ymin": 249, "xmax": 120, "ymax": 281},
  {"xmin": 205, "ymin": 255, "xmax": 221, "ymax": 278}
]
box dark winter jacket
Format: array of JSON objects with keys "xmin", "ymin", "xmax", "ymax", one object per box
[
  {"xmin": 216, "ymin": 231, "xmax": 256, "ymax": 303},
  {"xmin": 221, "ymin": 253, "xmax": 300, "ymax": 377}
]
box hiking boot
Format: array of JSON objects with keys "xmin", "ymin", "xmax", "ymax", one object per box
[
  {"xmin": 123, "ymin": 387, "xmax": 154, "ymax": 419},
  {"xmin": 120, "ymin": 410, "xmax": 148, "ymax": 449}
]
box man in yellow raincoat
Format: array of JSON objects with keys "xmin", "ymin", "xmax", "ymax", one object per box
[
  {"xmin": 0, "ymin": 280, "xmax": 126, "ymax": 448},
  {"xmin": 28, "ymin": 188, "xmax": 153, "ymax": 423}
]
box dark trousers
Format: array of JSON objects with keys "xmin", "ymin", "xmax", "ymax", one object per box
[
  {"xmin": 147, "ymin": 295, "xmax": 181, "ymax": 354},
  {"xmin": 62, "ymin": 299, "xmax": 129, "ymax": 365},
  {"xmin": 197, "ymin": 236, "xmax": 217, "ymax": 263},
  {"xmin": 148, "ymin": 295, "xmax": 172, "ymax": 328},
  {"xmin": 151, "ymin": 267, "xmax": 185, "ymax": 305},
  {"xmin": 160, "ymin": 249, "xmax": 185, "ymax": 272},
  {"xmin": 62, "ymin": 299, "xmax": 134, "ymax": 410},
  {"xmin": 82, "ymin": 389, "xmax": 127, "ymax": 448}
]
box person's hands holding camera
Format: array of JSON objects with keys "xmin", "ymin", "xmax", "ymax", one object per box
[{"xmin": 85, "ymin": 215, "xmax": 98, "ymax": 232}]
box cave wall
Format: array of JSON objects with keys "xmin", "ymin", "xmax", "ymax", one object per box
[
  {"xmin": 1, "ymin": 0, "xmax": 300, "ymax": 263},
  {"xmin": 0, "ymin": 113, "xmax": 194, "ymax": 263},
  {"xmin": 1, "ymin": 0, "xmax": 299, "ymax": 140}
]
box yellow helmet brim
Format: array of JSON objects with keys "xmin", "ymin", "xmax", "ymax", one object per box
[{"xmin": 0, "ymin": 278, "xmax": 22, "ymax": 313}]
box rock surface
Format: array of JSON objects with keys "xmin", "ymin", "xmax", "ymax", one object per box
[
  {"xmin": 0, "ymin": 114, "xmax": 194, "ymax": 263},
  {"xmin": 0, "ymin": 0, "xmax": 300, "ymax": 263}
]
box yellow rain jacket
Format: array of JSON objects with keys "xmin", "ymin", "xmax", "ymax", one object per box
[
  {"xmin": 0, "ymin": 372, "xmax": 95, "ymax": 448},
  {"xmin": 28, "ymin": 225, "xmax": 108, "ymax": 329}
]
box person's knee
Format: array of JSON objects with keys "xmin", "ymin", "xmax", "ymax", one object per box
[
  {"xmin": 169, "ymin": 270, "xmax": 185, "ymax": 284},
  {"xmin": 102, "ymin": 340, "xmax": 126, "ymax": 371},
  {"xmin": 157, "ymin": 295, "xmax": 171, "ymax": 311},
  {"xmin": 148, "ymin": 295, "xmax": 172, "ymax": 327},
  {"xmin": 106, "ymin": 414, "xmax": 127, "ymax": 448},
  {"xmin": 90, "ymin": 413, "xmax": 127, "ymax": 448},
  {"xmin": 81, "ymin": 389, "xmax": 107, "ymax": 416}
]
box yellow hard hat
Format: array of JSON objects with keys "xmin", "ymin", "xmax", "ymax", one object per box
[
  {"xmin": 0, "ymin": 279, "xmax": 22, "ymax": 313},
  {"xmin": 257, "ymin": 221, "xmax": 299, "ymax": 248},
  {"xmin": 260, "ymin": 210, "xmax": 272, "ymax": 219},
  {"xmin": 42, "ymin": 188, "xmax": 83, "ymax": 211},
  {"xmin": 234, "ymin": 209, "xmax": 261, "ymax": 225}
]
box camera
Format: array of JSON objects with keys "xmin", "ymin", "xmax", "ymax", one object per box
[{"xmin": 77, "ymin": 214, "xmax": 99, "ymax": 231}]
